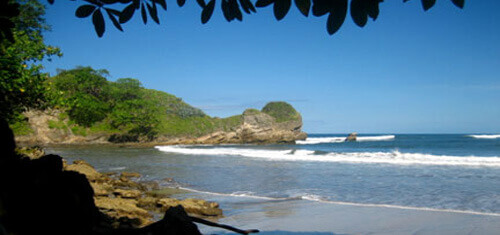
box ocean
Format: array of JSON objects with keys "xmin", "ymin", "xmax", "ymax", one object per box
[{"xmin": 46, "ymin": 134, "xmax": 500, "ymax": 219}]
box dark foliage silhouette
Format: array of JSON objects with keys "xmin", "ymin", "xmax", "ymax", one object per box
[{"xmin": 70, "ymin": 0, "xmax": 463, "ymax": 37}]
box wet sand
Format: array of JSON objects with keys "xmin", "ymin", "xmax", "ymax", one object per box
[{"xmin": 197, "ymin": 199, "xmax": 500, "ymax": 235}]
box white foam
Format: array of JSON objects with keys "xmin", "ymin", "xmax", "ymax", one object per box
[
  {"xmin": 178, "ymin": 187, "xmax": 286, "ymax": 200},
  {"xmin": 357, "ymin": 135, "xmax": 395, "ymax": 141},
  {"xmin": 298, "ymin": 194, "xmax": 326, "ymax": 202},
  {"xmin": 468, "ymin": 134, "xmax": 500, "ymax": 139},
  {"xmin": 323, "ymin": 200, "xmax": 500, "ymax": 217},
  {"xmin": 296, "ymin": 137, "xmax": 346, "ymax": 144},
  {"xmin": 296, "ymin": 135, "xmax": 395, "ymax": 144},
  {"xmin": 155, "ymin": 146, "xmax": 500, "ymax": 167},
  {"xmin": 108, "ymin": 166, "xmax": 126, "ymax": 171}
]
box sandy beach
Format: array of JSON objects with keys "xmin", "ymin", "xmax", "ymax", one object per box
[{"xmin": 197, "ymin": 199, "xmax": 500, "ymax": 235}]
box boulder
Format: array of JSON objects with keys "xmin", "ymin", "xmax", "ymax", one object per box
[
  {"xmin": 156, "ymin": 198, "xmax": 222, "ymax": 217},
  {"xmin": 137, "ymin": 197, "xmax": 159, "ymax": 211},
  {"xmin": 179, "ymin": 198, "xmax": 223, "ymax": 217},
  {"xmin": 94, "ymin": 197, "xmax": 152, "ymax": 227},
  {"xmin": 91, "ymin": 182, "xmax": 113, "ymax": 196},
  {"xmin": 64, "ymin": 160, "xmax": 102, "ymax": 181},
  {"xmin": 346, "ymin": 132, "xmax": 357, "ymax": 142},
  {"xmin": 120, "ymin": 172, "xmax": 141, "ymax": 178},
  {"xmin": 157, "ymin": 198, "xmax": 181, "ymax": 211},
  {"xmin": 113, "ymin": 189, "xmax": 142, "ymax": 199}
]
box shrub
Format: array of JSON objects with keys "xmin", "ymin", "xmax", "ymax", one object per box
[
  {"xmin": 68, "ymin": 94, "xmax": 109, "ymax": 127},
  {"xmin": 261, "ymin": 101, "xmax": 300, "ymax": 123}
]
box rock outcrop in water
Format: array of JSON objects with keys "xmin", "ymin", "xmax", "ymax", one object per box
[
  {"xmin": 345, "ymin": 132, "xmax": 357, "ymax": 142},
  {"xmin": 15, "ymin": 102, "xmax": 307, "ymax": 145},
  {"xmin": 187, "ymin": 102, "xmax": 307, "ymax": 144}
]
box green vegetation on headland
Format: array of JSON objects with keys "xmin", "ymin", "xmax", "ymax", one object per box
[
  {"xmin": 262, "ymin": 102, "xmax": 301, "ymax": 123},
  {"xmin": 11, "ymin": 66, "xmax": 245, "ymax": 141},
  {"xmin": 9, "ymin": 66, "xmax": 303, "ymax": 144}
]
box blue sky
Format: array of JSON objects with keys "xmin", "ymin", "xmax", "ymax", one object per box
[{"xmin": 42, "ymin": 0, "xmax": 500, "ymax": 134}]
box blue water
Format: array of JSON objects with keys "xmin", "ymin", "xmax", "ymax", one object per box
[{"xmin": 47, "ymin": 134, "xmax": 500, "ymax": 215}]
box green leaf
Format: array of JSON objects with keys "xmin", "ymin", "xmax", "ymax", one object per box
[
  {"xmin": 177, "ymin": 0, "xmax": 186, "ymax": 7},
  {"xmin": 75, "ymin": 5, "xmax": 96, "ymax": 18},
  {"xmin": 106, "ymin": 8, "xmax": 123, "ymax": 31},
  {"xmin": 221, "ymin": 0, "xmax": 232, "ymax": 21},
  {"xmin": 326, "ymin": 0, "xmax": 347, "ymax": 35},
  {"xmin": 119, "ymin": 3, "xmax": 136, "ymax": 23},
  {"xmin": 239, "ymin": 0, "xmax": 256, "ymax": 14},
  {"xmin": 197, "ymin": 0, "xmax": 207, "ymax": 8},
  {"xmin": 147, "ymin": 3, "xmax": 159, "ymax": 24},
  {"xmin": 229, "ymin": 0, "xmax": 243, "ymax": 21},
  {"xmin": 92, "ymin": 9, "xmax": 105, "ymax": 37},
  {"xmin": 451, "ymin": 0, "xmax": 464, "ymax": 8},
  {"xmin": 294, "ymin": 0, "xmax": 310, "ymax": 17},
  {"xmin": 255, "ymin": 0, "xmax": 274, "ymax": 8},
  {"xmin": 312, "ymin": 0, "xmax": 330, "ymax": 17},
  {"xmin": 106, "ymin": 8, "xmax": 121, "ymax": 16},
  {"xmin": 350, "ymin": 0, "xmax": 367, "ymax": 27},
  {"xmin": 274, "ymin": 0, "xmax": 291, "ymax": 21},
  {"xmin": 133, "ymin": 0, "xmax": 140, "ymax": 9},
  {"xmin": 366, "ymin": 0, "xmax": 381, "ymax": 20},
  {"xmin": 141, "ymin": 3, "xmax": 148, "ymax": 24},
  {"xmin": 154, "ymin": 0, "xmax": 167, "ymax": 10},
  {"xmin": 201, "ymin": 0, "xmax": 216, "ymax": 24},
  {"xmin": 421, "ymin": 0, "xmax": 436, "ymax": 11}
]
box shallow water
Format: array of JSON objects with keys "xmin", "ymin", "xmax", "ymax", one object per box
[{"xmin": 47, "ymin": 134, "xmax": 500, "ymax": 215}]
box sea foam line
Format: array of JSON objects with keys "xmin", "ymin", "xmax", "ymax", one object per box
[
  {"xmin": 178, "ymin": 187, "xmax": 289, "ymax": 201},
  {"xmin": 296, "ymin": 135, "xmax": 395, "ymax": 144},
  {"xmin": 322, "ymin": 200, "xmax": 500, "ymax": 217},
  {"xmin": 468, "ymin": 134, "xmax": 500, "ymax": 139},
  {"xmin": 155, "ymin": 146, "xmax": 500, "ymax": 167},
  {"xmin": 175, "ymin": 187, "xmax": 500, "ymax": 217}
]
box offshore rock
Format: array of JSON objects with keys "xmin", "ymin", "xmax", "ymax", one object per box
[{"xmin": 346, "ymin": 132, "xmax": 357, "ymax": 142}]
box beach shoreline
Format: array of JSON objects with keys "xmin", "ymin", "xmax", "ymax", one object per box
[{"xmin": 197, "ymin": 198, "xmax": 500, "ymax": 234}]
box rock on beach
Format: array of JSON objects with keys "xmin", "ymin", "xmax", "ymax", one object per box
[{"xmin": 63, "ymin": 159, "xmax": 222, "ymax": 227}]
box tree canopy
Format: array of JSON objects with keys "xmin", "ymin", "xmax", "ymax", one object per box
[
  {"xmin": 69, "ymin": 0, "xmax": 464, "ymax": 37},
  {"xmin": 0, "ymin": 0, "xmax": 61, "ymax": 122},
  {"xmin": 0, "ymin": 0, "xmax": 465, "ymax": 41}
]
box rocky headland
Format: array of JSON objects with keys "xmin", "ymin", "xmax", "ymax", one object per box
[{"xmin": 15, "ymin": 101, "xmax": 307, "ymax": 146}]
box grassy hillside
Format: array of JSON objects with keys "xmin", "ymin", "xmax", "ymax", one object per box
[{"xmin": 11, "ymin": 66, "xmax": 242, "ymax": 140}]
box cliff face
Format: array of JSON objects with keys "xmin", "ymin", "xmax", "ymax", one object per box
[
  {"xmin": 190, "ymin": 107, "xmax": 307, "ymax": 144},
  {"xmin": 15, "ymin": 102, "xmax": 307, "ymax": 145},
  {"xmin": 15, "ymin": 110, "xmax": 109, "ymax": 145}
]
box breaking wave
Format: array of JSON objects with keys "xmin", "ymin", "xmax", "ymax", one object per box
[
  {"xmin": 178, "ymin": 187, "xmax": 500, "ymax": 217},
  {"xmin": 296, "ymin": 135, "xmax": 395, "ymax": 144},
  {"xmin": 155, "ymin": 146, "xmax": 500, "ymax": 167},
  {"xmin": 468, "ymin": 134, "xmax": 500, "ymax": 139}
]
